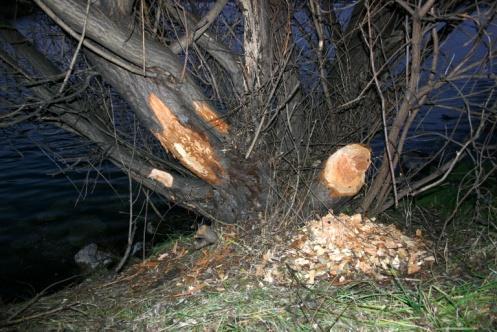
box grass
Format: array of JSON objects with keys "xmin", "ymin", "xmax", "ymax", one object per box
[
  {"xmin": 134, "ymin": 275, "xmax": 497, "ymax": 330},
  {"xmin": 415, "ymin": 160, "xmax": 497, "ymax": 221},
  {"xmin": 2, "ymin": 245, "xmax": 495, "ymax": 330},
  {"xmin": 149, "ymin": 233, "xmax": 190, "ymax": 256}
]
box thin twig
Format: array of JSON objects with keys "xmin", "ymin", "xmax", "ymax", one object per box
[
  {"xmin": 1, "ymin": 303, "xmax": 80, "ymax": 327},
  {"xmin": 365, "ymin": 0, "xmax": 399, "ymax": 207},
  {"xmin": 6, "ymin": 275, "xmax": 81, "ymax": 322},
  {"xmin": 412, "ymin": 112, "xmax": 485, "ymax": 196},
  {"xmin": 58, "ymin": 0, "xmax": 91, "ymax": 94},
  {"xmin": 169, "ymin": 0, "xmax": 229, "ymax": 54},
  {"xmin": 245, "ymin": 46, "xmax": 294, "ymax": 159}
]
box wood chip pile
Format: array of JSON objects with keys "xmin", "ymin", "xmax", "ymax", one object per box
[{"xmin": 260, "ymin": 213, "xmax": 435, "ymax": 285}]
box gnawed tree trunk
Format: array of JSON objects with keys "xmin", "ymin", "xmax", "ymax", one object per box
[
  {"xmin": 1, "ymin": 0, "xmax": 372, "ymax": 224},
  {"xmin": 32, "ymin": 0, "xmax": 269, "ymax": 223},
  {"xmin": 0, "ymin": 24, "xmax": 227, "ymax": 221},
  {"xmin": 311, "ymin": 144, "xmax": 371, "ymax": 211}
]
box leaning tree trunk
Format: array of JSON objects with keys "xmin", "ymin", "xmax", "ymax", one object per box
[
  {"xmin": 7, "ymin": 0, "xmax": 372, "ymax": 223},
  {"xmin": 0, "ymin": 24, "xmax": 223, "ymax": 221},
  {"xmin": 34, "ymin": 0, "xmax": 267, "ymax": 223}
]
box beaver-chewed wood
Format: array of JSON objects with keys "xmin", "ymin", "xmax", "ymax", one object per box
[{"xmin": 311, "ymin": 144, "xmax": 372, "ymax": 212}]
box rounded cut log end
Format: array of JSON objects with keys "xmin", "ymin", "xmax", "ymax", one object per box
[{"xmin": 321, "ymin": 144, "xmax": 371, "ymax": 198}]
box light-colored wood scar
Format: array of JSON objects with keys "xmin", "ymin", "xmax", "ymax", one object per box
[
  {"xmin": 321, "ymin": 144, "xmax": 371, "ymax": 198},
  {"xmin": 192, "ymin": 100, "xmax": 229, "ymax": 135},
  {"xmin": 147, "ymin": 93, "xmax": 225, "ymax": 185},
  {"xmin": 148, "ymin": 168, "xmax": 174, "ymax": 188}
]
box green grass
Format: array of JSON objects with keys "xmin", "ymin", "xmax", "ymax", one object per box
[
  {"xmin": 415, "ymin": 160, "xmax": 497, "ymax": 221},
  {"xmin": 149, "ymin": 234, "xmax": 190, "ymax": 257},
  {"xmin": 130, "ymin": 274, "xmax": 497, "ymax": 331}
]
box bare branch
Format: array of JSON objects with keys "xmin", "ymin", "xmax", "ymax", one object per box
[
  {"xmin": 163, "ymin": 1, "xmax": 244, "ymax": 94},
  {"xmin": 169, "ymin": 0, "xmax": 228, "ymax": 54}
]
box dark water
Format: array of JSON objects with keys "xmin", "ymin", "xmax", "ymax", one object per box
[
  {"xmin": 0, "ymin": 14, "xmax": 198, "ymax": 303},
  {"xmin": 0, "ymin": 123, "xmax": 192, "ymax": 302}
]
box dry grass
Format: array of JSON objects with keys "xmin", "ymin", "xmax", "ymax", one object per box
[{"xmin": 1, "ymin": 201, "xmax": 496, "ymax": 331}]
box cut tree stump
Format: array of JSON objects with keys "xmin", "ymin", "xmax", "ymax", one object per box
[{"xmin": 312, "ymin": 144, "xmax": 372, "ymax": 211}]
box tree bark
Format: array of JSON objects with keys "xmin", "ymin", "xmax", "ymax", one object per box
[{"xmin": 240, "ymin": 0, "xmax": 272, "ymax": 91}]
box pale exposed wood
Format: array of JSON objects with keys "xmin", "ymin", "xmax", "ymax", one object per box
[
  {"xmin": 308, "ymin": 144, "xmax": 371, "ymax": 213},
  {"xmin": 148, "ymin": 169, "xmax": 174, "ymax": 188},
  {"xmin": 192, "ymin": 100, "xmax": 229, "ymax": 135},
  {"xmin": 147, "ymin": 93, "xmax": 226, "ymax": 185},
  {"xmin": 321, "ymin": 144, "xmax": 371, "ymax": 198}
]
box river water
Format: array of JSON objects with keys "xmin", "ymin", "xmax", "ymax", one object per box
[{"xmin": 0, "ymin": 123, "xmax": 193, "ymax": 302}]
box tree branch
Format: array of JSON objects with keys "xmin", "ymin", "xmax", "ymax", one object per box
[
  {"xmin": 164, "ymin": 1, "xmax": 244, "ymax": 94},
  {"xmin": 169, "ymin": 0, "xmax": 228, "ymax": 54},
  {"xmin": 34, "ymin": 0, "xmax": 151, "ymax": 77}
]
